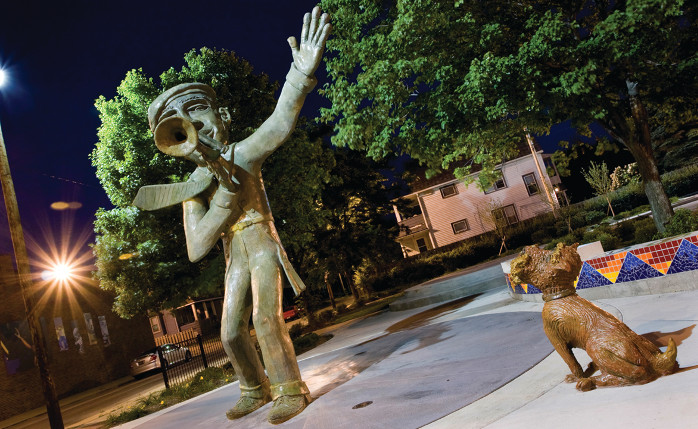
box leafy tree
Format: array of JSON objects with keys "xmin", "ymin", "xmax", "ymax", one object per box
[
  {"xmin": 91, "ymin": 48, "xmax": 329, "ymax": 317},
  {"xmin": 319, "ymin": 0, "xmax": 698, "ymax": 233},
  {"xmin": 583, "ymin": 161, "xmax": 616, "ymax": 217},
  {"xmin": 476, "ymin": 199, "xmax": 510, "ymax": 255},
  {"xmin": 316, "ymin": 149, "xmax": 402, "ymax": 304},
  {"xmin": 264, "ymin": 122, "xmax": 336, "ymax": 301}
]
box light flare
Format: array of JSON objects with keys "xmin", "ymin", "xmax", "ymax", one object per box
[{"xmin": 26, "ymin": 214, "xmax": 99, "ymax": 316}]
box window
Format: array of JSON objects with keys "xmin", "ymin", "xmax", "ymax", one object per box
[
  {"xmin": 522, "ymin": 173, "xmax": 540, "ymax": 196},
  {"xmin": 492, "ymin": 204, "xmax": 519, "ymax": 226},
  {"xmin": 440, "ymin": 184, "xmax": 458, "ymax": 198},
  {"xmin": 484, "ymin": 171, "xmax": 507, "ymax": 194},
  {"xmin": 451, "ymin": 219, "xmax": 470, "ymax": 234},
  {"xmin": 150, "ymin": 316, "xmax": 161, "ymax": 333},
  {"xmin": 416, "ymin": 238, "xmax": 428, "ymax": 253}
]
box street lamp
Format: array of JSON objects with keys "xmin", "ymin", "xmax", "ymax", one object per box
[
  {"xmin": 41, "ymin": 263, "xmax": 74, "ymax": 282},
  {"xmin": 0, "ymin": 68, "xmax": 65, "ymax": 428}
]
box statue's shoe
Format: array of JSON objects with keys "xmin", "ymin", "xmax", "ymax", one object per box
[
  {"xmin": 226, "ymin": 395, "xmax": 271, "ymax": 420},
  {"xmin": 267, "ymin": 394, "xmax": 311, "ymax": 425}
]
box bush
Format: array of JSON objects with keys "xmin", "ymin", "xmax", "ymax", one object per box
[
  {"xmin": 660, "ymin": 208, "xmax": 698, "ymax": 238},
  {"xmin": 292, "ymin": 332, "xmax": 332, "ymax": 356},
  {"xmin": 530, "ymin": 228, "xmax": 553, "ymax": 244},
  {"xmin": 582, "ymin": 226, "xmax": 622, "ymax": 251},
  {"xmin": 614, "ymin": 219, "xmax": 638, "ymax": 243},
  {"xmin": 596, "ymin": 233, "xmax": 622, "ymax": 251},
  {"xmin": 287, "ymin": 322, "xmax": 305, "ymax": 341},
  {"xmin": 633, "ymin": 217, "xmax": 658, "ymax": 243},
  {"xmin": 585, "ymin": 210, "xmax": 607, "ymax": 224},
  {"xmin": 317, "ymin": 309, "xmax": 334, "ymax": 324},
  {"xmin": 662, "ymin": 164, "xmax": 698, "ymax": 198},
  {"xmin": 544, "ymin": 233, "xmax": 579, "ymax": 250}
]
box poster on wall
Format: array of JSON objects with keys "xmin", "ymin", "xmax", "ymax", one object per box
[
  {"xmin": 98, "ymin": 316, "xmax": 111, "ymax": 347},
  {"xmin": 83, "ymin": 313, "xmax": 98, "ymax": 345},
  {"xmin": 54, "ymin": 317, "xmax": 69, "ymax": 351},
  {"xmin": 70, "ymin": 320, "xmax": 85, "ymax": 354},
  {"xmin": 0, "ymin": 320, "xmax": 35, "ymax": 375}
]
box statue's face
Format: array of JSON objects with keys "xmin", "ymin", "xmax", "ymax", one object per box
[{"xmin": 159, "ymin": 94, "xmax": 230, "ymax": 145}]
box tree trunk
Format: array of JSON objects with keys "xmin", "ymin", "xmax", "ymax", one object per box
[
  {"xmin": 324, "ymin": 271, "xmax": 337, "ymax": 312},
  {"xmin": 625, "ymin": 80, "xmax": 674, "ymax": 233},
  {"xmin": 301, "ymin": 291, "xmax": 317, "ymax": 328},
  {"xmin": 342, "ymin": 271, "xmax": 363, "ymax": 305}
]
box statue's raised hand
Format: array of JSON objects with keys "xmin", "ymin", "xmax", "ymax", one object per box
[{"xmin": 288, "ymin": 6, "xmax": 331, "ymax": 76}]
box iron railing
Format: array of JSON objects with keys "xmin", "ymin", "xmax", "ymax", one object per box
[{"xmin": 155, "ymin": 329, "xmax": 229, "ymax": 389}]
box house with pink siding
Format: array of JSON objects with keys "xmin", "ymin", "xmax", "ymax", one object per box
[{"xmin": 394, "ymin": 148, "xmax": 562, "ymax": 257}]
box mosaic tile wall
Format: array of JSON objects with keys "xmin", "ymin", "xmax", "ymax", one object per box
[{"xmin": 508, "ymin": 232, "xmax": 698, "ymax": 295}]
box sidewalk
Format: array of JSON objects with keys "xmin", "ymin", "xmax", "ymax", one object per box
[
  {"xmin": 115, "ymin": 287, "xmax": 698, "ymax": 428},
  {"xmin": 0, "ymin": 376, "xmax": 132, "ymax": 429}
]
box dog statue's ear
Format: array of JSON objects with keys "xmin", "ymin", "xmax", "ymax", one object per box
[{"xmin": 509, "ymin": 253, "xmax": 531, "ymax": 285}]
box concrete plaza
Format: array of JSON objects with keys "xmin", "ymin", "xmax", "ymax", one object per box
[{"xmin": 117, "ymin": 286, "xmax": 698, "ymax": 429}]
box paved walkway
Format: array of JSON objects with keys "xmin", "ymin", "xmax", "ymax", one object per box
[{"xmin": 116, "ymin": 287, "xmax": 698, "ymax": 429}]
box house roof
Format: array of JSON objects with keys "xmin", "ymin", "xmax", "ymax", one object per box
[{"xmin": 406, "ymin": 139, "xmax": 543, "ymax": 194}]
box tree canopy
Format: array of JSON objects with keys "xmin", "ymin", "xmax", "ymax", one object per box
[
  {"xmin": 91, "ymin": 48, "xmax": 330, "ymax": 317},
  {"xmin": 319, "ymin": 0, "xmax": 698, "ymax": 232}
]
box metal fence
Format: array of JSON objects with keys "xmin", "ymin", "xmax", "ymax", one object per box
[{"xmin": 155, "ymin": 328, "xmax": 229, "ymax": 389}]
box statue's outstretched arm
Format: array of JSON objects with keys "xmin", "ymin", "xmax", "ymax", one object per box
[{"xmin": 236, "ymin": 7, "xmax": 331, "ymax": 164}]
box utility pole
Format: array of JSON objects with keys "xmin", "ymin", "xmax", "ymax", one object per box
[
  {"xmin": 525, "ymin": 131, "xmax": 560, "ymax": 219},
  {"xmin": 0, "ymin": 120, "xmax": 64, "ymax": 428}
]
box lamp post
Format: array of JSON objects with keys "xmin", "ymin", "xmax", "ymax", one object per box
[
  {"xmin": 524, "ymin": 130, "xmax": 560, "ymax": 219},
  {"xmin": 0, "ymin": 68, "xmax": 64, "ymax": 428}
]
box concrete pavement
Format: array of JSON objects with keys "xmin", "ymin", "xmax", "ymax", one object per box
[{"xmin": 115, "ymin": 286, "xmax": 698, "ymax": 429}]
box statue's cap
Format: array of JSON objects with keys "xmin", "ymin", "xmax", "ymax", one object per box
[{"xmin": 148, "ymin": 82, "xmax": 217, "ymax": 131}]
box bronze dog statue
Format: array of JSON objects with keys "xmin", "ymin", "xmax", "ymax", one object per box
[{"xmin": 510, "ymin": 243, "xmax": 677, "ymax": 391}]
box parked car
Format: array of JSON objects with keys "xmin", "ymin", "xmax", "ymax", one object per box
[
  {"xmin": 283, "ymin": 306, "xmax": 299, "ymax": 321},
  {"xmin": 129, "ymin": 343, "xmax": 192, "ymax": 379}
]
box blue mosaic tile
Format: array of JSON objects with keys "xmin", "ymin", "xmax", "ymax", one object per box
[
  {"xmin": 616, "ymin": 252, "xmax": 663, "ymax": 283},
  {"xmin": 667, "ymin": 239, "xmax": 698, "ymax": 274},
  {"xmin": 576, "ymin": 262, "xmax": 613, "ymax": 290},
  {"xmin": 514, "ymin": 284, "xmax": 527, "ymax": 294},
  {"xmin": 527, "ymin": 284, "xmax": 542, "ymax": 294}
]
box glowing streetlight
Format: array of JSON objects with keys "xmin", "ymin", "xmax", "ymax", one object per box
[
  {"xmin": 0, "ymin": 67, "xmax": 65, "ymax": 428},
  {"xmin": 41, "ymin": 263, "xmax": 75, "ymax": 282}
]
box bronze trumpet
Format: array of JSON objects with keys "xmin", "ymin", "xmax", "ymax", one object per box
[
  {"xmin": 153, "ymin": 116, "xmax": 223, "ymax": 161},
  {"xmin": 153, "ymin": 116, "xmax": 238, "ymax": 192}
]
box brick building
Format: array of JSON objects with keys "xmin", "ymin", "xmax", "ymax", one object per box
[{"xmin": 0, "ymin": 254, "xmax": 154, "ymax": 421}]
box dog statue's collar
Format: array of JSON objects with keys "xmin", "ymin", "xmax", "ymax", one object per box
[{"xmin": 543, "ymin": 288, "xmax": 577, "ymax": 302}]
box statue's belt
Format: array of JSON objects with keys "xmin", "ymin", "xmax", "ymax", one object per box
[
  {"xmin": 543, "ymin": 288, "xmax": 577, "ymax": 302},
  {"xmin": 230, "ymin": 215, "xmax": 274, "ymax": 233}
]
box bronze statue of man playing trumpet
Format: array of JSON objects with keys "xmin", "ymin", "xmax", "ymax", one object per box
[{"xmin": 134, "ymin": 7, "xmax": 331, "ymax": 425}]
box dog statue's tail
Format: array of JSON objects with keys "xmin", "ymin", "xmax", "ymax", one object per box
[{"xmin": 653, "ymin": 337, "xmax": 678, "ymax": 375}]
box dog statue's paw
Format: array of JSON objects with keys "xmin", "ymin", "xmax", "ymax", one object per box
[
  {"xmin": 583, "ymin": 362, "xmax": 598, "ymax": 377},
  {"xmin": 576, "ymin": 377, "xmax": 596, "ymax": 392},
  {"xmin": 564, "ymin": 374, "xmax": 578, "ymax": 383}
]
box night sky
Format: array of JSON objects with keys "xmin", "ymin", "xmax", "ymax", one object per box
[
  {"xmin": 0, "ymin": 0, "xmax": 328, "ymax": 259},
  {"xmin": 0, "ymin": 0, "xmax": 600, "ymax": 270}
]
